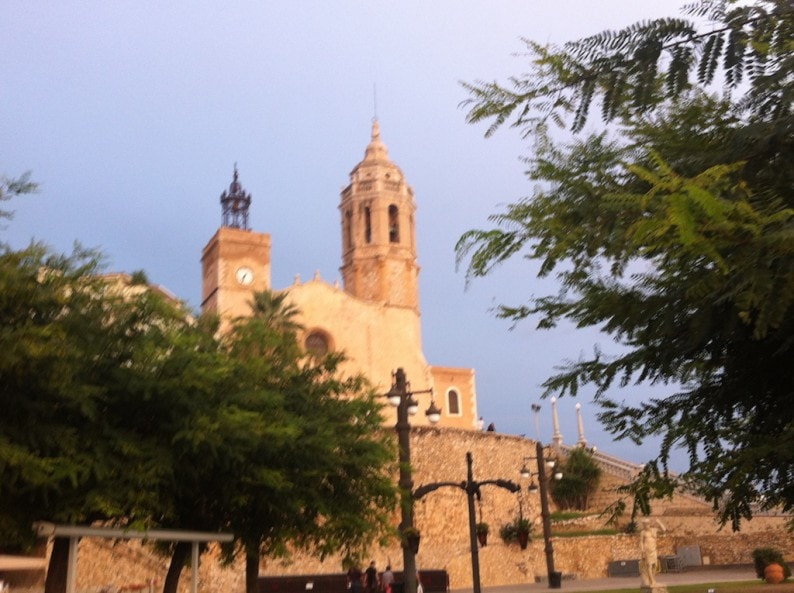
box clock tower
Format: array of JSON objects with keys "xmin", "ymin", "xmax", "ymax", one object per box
[{"xmin": 201, "ymin": 166, "xmax": 271, "ymax": 319}]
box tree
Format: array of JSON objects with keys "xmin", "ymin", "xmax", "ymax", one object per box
[
  {"xmin": 248, "ymin": 290, "xmax": 303, "ymax": 333},
  {"xmin": 456, "ymin": 0, "xmax": 794, "ymax": 529},
  {"xmin": 157, "ymin": 291, "xmax": 397, "ymax": 593},
  {"xmin": 550, "ymin": 448, "xmax": 602, "ymax": 511},
  {"xmin": 0, "ymin": 241, "xmax": 223, "ymax": 593},
  {"xmin": 217, "ymin": 292, "xmax": 397, "ymax": 593}
]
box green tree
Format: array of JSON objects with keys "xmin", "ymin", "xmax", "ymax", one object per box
[
  {"xmin": 550, "ymin": 448, "xmax": 602, "ymax": 511},
  {"xmin": 456, "ymin": 0, "xmax": 794, "ymax": 529},
  {"xmin": 0, "ymin": 241, "xmax": 219, "ymax": 593},
  {"xmin": 220, "ymin": 293, "xmax": 397, "ymax": 593},
  {"xmin": 248, "ymin": 289, "xmax": 303, "ymax": 333}
]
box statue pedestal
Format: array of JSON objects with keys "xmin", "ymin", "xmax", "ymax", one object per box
[{"xmin": 641, "ymin": 586, "xmax": 668, "ymax": 593}]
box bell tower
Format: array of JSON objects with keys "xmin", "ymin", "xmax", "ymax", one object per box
[
  {"xmin": 201, "ymin": 165, "xmax": 271, "ymax": 320},
  {"xmin": 339, "ymin": 121, "xmax": 420, "ymax": 311}
]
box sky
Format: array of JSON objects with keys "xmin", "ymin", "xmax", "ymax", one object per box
[{"xmin": 2, "ymin": 1, "xmax": 691, "ymax": 470}]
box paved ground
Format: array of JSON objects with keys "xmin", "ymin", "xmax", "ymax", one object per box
[{"xmin": 451, "ymin": 566, "xmax": 759, "ymax": 593}]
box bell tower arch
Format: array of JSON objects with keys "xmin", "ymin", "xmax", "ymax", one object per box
[{"xmin": 339, "ymin": 121, "xmax": 420, "ymax": 311}]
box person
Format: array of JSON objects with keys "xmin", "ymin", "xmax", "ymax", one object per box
[
  {"xmin": 477, "ymin": 416, "xmax": 485, "ymax": 430},
  {"xmin": 347, "ymin": 565, "xmax": 363, "ymax": 593},
  {"xmin": 639, "ymin": 518, "xmax": 666, "ymax": 588},
  {"xmin": 416, "ymin": 571, "xmax": 423, "ymax": 593},
  {"xmin": 380, "ymin": 565, "xmax": 394, "ymax": 593},
  {"xmin": 365, "ymin": 561, "xmax": 379, "ymax": 593},
  {"xmin": 486, "ymin": 422, "xmax": 495, "ymax": 432}
]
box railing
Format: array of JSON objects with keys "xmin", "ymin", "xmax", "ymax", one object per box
[{"xmin": 559, "ymin": 444, "xmax": 645, "ymax": 481}]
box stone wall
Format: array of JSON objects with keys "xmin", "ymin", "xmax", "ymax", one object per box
[{"xmin": 24, "ymin": 428, "xmax": 794, "ymax": 593}]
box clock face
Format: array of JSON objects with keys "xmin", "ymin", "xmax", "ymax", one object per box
[{"xmin": 236, "ymin": 266, "xmax": 254, "ymax": 286}]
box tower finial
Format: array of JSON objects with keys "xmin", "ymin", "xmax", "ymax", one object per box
[
  {"xmin": 220, "ymin": 164, "xmax": 251, "ymax": 230},
  {"xmin": 363, "ymin": 119, "xmax": 387, "ymax": 162},
  {"xmin": 373, "ymin": 83, "xmax": 378, "ymax": 121}
]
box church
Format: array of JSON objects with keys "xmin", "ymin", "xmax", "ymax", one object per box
[{"xmin": 199, "ymin": 120, "xmax": 479, "ymax": 431}]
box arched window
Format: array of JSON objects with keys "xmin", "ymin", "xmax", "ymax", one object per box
[
  {"xmin": 388, "ymin": 205, "xmax": 399, "ymax": 243},
  {"xmin": 364, "ymin": 206, "xmax": 372, "ymax": 243},
  {"xmin": 447, "ymin": 389, "xmax": 461, "ymax": 416}
]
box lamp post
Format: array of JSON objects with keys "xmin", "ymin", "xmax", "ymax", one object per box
[
  {"xmin": 386, "ymin": 368, "xmax": 441, "ymax": 593},
  {"xmin": 520, "ymin": 441, "xmax": 563, "ymax": 589},
  {"xmin": 414, "ymin": 452, "xmax": 520, "ymax": 593}
]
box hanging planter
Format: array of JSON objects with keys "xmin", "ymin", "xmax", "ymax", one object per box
[
  {"xmin": 476, "ymin": 522, "xmax": 489, "ymax": 547},
  {"xmin": 517, "ymin": 528, "xmax": 529, "ymax": 550},
  {"xmin": 499, "ymin": 516, "xmax": 532, "ymax": 549},
  {"xmin": 402, "ymin": 527, "xmax": 421, "ymax": 554}
]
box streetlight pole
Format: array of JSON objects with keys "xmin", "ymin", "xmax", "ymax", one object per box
[
  {"xmin": 521, "ymin": 442, "xmax": 562, "ymax": 589},
  {"xmin": 386, "ymin": 368, "xmax": 441, "ymax": 593},
  {"xmin": 414, "ymin": 452, "xmax": 520, "ymax": 593},
  {"xmin": 536, "ymin": 441, "xmax": 560, "ymax": 589}
]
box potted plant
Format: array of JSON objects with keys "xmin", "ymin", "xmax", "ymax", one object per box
[
  {"xmin": 752, "ymin": 547, "xmax": 790, "ymax": 583},
  {"xmin": 475, "ymin": 522, "xmax": 489, "ymax": 547},
  {"xmin": 499, "ymin": 516, "xmax": 532, "ymax": 550},
  {"xmin": 401, "ymin": 526, "xmax": 421, "ymax": 554},
  {"xmin": 515, "ymin": 517, "xmax": 531, "ymax": 550}
]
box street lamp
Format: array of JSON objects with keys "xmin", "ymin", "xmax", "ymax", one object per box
[
  {"xmin": 520, "ymin": 442, "xmax": 563, "ymax": 589},
  {"xmin": 413, "ymin": 452, "xmax": 520, "ymax": 593},
  {"xmin": 386, "ymin": 368, "xmax": 441, "ymax": 593}
]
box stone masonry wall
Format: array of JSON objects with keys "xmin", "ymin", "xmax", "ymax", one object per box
[{"xmin": 27, "ymin": 427, "xmax": 794, "ymax": 593}]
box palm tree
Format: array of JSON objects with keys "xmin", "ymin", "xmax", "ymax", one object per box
[{"xmin": 249, "ymin": 290, "xmax": 303, "ymax": 333}]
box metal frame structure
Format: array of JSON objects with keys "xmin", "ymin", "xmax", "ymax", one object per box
[{"xmin": 33, "ymin": 521, "xmax": 234, "ymax": 593}]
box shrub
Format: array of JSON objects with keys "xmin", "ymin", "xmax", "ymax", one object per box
[
  {"xmin": 550, "ymin": 447, "xmax": 602, "ymax": 511},
  {"xmin": 752, "ymin": 547, "xmax": 791, "ymax": 580}
]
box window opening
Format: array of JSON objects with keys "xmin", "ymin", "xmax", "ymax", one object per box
[
  {"xmin": 389, "ymin": 205, "xmax": 399, "ymax": 243},
  {"xmin": 447, "ymin": 389, "xmax": 461, "ymax": 415}
]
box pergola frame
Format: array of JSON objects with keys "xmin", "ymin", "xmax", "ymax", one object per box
[{"xmin": 33, "ymin": 521, "xmax": 234, "ymax": 593}]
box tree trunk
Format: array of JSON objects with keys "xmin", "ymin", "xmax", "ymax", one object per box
[
  {"xmin": 162, "ymin": 542, "xmax": 190, "ymax": 593},
  {"xmin": 44, "ymin": 537, "xmax": 71, "ymax": 593},
  {"xmin": 245, "ymin": 548, "xmax": 260, "ymax": 593}
]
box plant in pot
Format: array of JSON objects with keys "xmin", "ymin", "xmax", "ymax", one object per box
[
  {"xmin": 401, "ymin": 526, "xmax": 421, "ymax": 554},
  {"xmin": 476, "ymin": 522, "xmax": 489, "ymax": 547},
  {"xmin": 752, "ymin": 547, "xmax": 790, "ymax": 583},
  {"xmin": 499, "ymin": 516, "xmax": 532, "ymax": 550},
  {"xmin": 515, "ymin": 517, "xmax": 532, "ymax": 550}
]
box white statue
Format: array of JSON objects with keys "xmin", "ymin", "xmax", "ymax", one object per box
[{"xmin": 639, "ymin": 518, "xmax": 666, "ymax": 588}]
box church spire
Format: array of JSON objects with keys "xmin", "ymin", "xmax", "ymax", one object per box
[{"xmin": 220, "ymin": 164, "xmax": 252, "ymax": 230}]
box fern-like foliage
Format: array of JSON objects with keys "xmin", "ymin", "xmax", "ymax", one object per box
[
  {"xmin": 456, "ymin": 69, "xmax": 794, "ymax": 527},
  {"xmin": 462, "ymin": 0, "xmax": 794, "ymax": 134}
]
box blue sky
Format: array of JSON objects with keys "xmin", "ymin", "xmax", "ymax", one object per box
[{"xmin": 2, "ymin": 1, "xmax": 690, "ymax": 469}]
